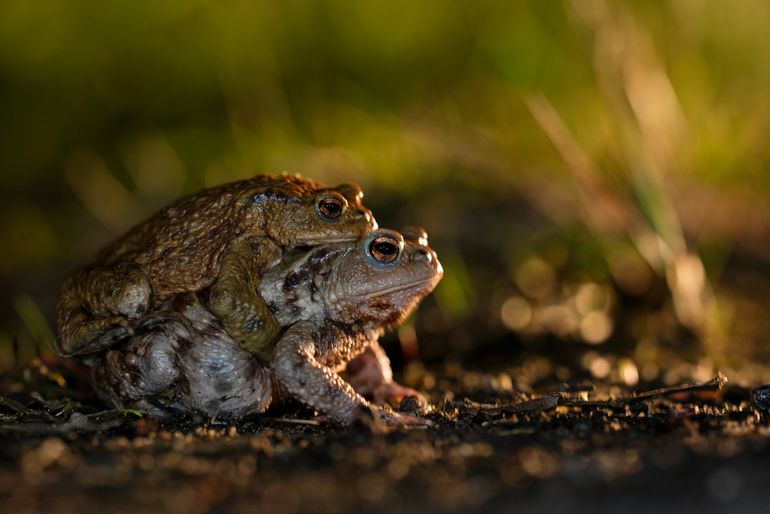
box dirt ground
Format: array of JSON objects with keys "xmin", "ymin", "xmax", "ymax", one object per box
[{"xmin": 2, "ymin": 357, "xmax": 769, "ymax": 514}]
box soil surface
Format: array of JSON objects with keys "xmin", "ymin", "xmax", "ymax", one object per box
[{"xmin": 2, "ymin": 358, "xmax": 769, "ymax": 514}]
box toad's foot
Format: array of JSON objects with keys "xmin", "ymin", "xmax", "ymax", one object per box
[
  {"xmin": 57, "ymin": 315, "xmax": 133, "ymax": 356},
  {"xmin": 312, "ymin": 404, "xmax": 431, "ymax": 427},
  {"xmin": 366, "ymin": 405, "xmax": 432, "ymax": 427},
  {"xmin": 378, "ymin": 383, "xmax": 428, "ymax": 408}
]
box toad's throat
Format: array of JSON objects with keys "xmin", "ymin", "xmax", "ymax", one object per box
[{"xmin": 349, "ymin": 278, "xmax": 437, "ymax": 300}]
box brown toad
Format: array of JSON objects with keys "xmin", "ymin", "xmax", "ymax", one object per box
[
  {"xmin": 90, "ymin": 227, "xmax": 442, "ymax": 424},
  {"xmin": 56, "ymin": 174, "xmax": 376, "ymax": 359}
]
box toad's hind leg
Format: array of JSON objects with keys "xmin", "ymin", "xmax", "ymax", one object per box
[
  {"xmin": 345, "ymin": 342, "xmax": 427, "ymax": 406},
  {"xmin": 90, "ymin": 325, "xmax": 183, "ymax": 412},
  {"xmin": 56, "ymin": 263, "xmax": 151, "ymax": 355},
  {"xmin": 209, "ymin": 237, "xmax": 282, "ymax": 360}
]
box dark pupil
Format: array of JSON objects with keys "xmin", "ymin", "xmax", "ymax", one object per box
[
  {"xmin": 373, "ymin": 240, "xmax": 397, "ymax": 258},
  {"xmin": 321, "ymin": 200, "xmax": 341, "ymax": 217}
]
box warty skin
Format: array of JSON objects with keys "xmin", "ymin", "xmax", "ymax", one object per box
[
  {"xmin": 57, "ymin": 174, "xmax": 376, "ymax": 360},
  {"xmin": 90, "ymin": 228, "xmax": 443, "ymax": 424}
]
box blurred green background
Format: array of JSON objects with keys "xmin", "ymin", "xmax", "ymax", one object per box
[{"xmin": 3, "ymin": 0, "xmax": 770, "ymax": 386}]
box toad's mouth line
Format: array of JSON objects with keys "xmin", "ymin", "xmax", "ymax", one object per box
[
  {"xmin": 350, "ymin": 278, "xmax": 437, "ymax": 300},
  {"xmin": 296, "ymin": 236, "xmax": 357, "ymax": 246}
]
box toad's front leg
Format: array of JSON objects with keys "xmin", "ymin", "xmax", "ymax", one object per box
[
  {"xmin": 271, "ymin": 321, "xmax": 365, "ymax": 424},
  {"xmin": 209, "ymin": 236, "xmax": 283, "ymax": 360},
  {"xmin": 271, "ymin": 322, "xmax": 423, "ymax": 425}
]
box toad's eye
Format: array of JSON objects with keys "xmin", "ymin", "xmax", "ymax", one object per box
[
  {"xmin": 361, "ymin": 229, "xmax": 405, "ymax": 269},
  {"xmin": 370, "ymin": 237, "xmax": 399, "ymax": 262},
  {"xmin": 316, "ymin": 193, "xmax": 346, "ymax": 222},
  {"xmin": 369, "ymin": 235, "xmax": 401, "ymax": 264}
]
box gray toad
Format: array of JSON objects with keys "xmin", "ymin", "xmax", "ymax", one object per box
[{"xmin": 90, "ymin": 227, "xmax": 442, "ymax": 424}]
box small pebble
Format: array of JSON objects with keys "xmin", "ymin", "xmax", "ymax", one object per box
[{"xmin": 68, "ymin": 412, "xmax": 90, "ymax": 429}]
